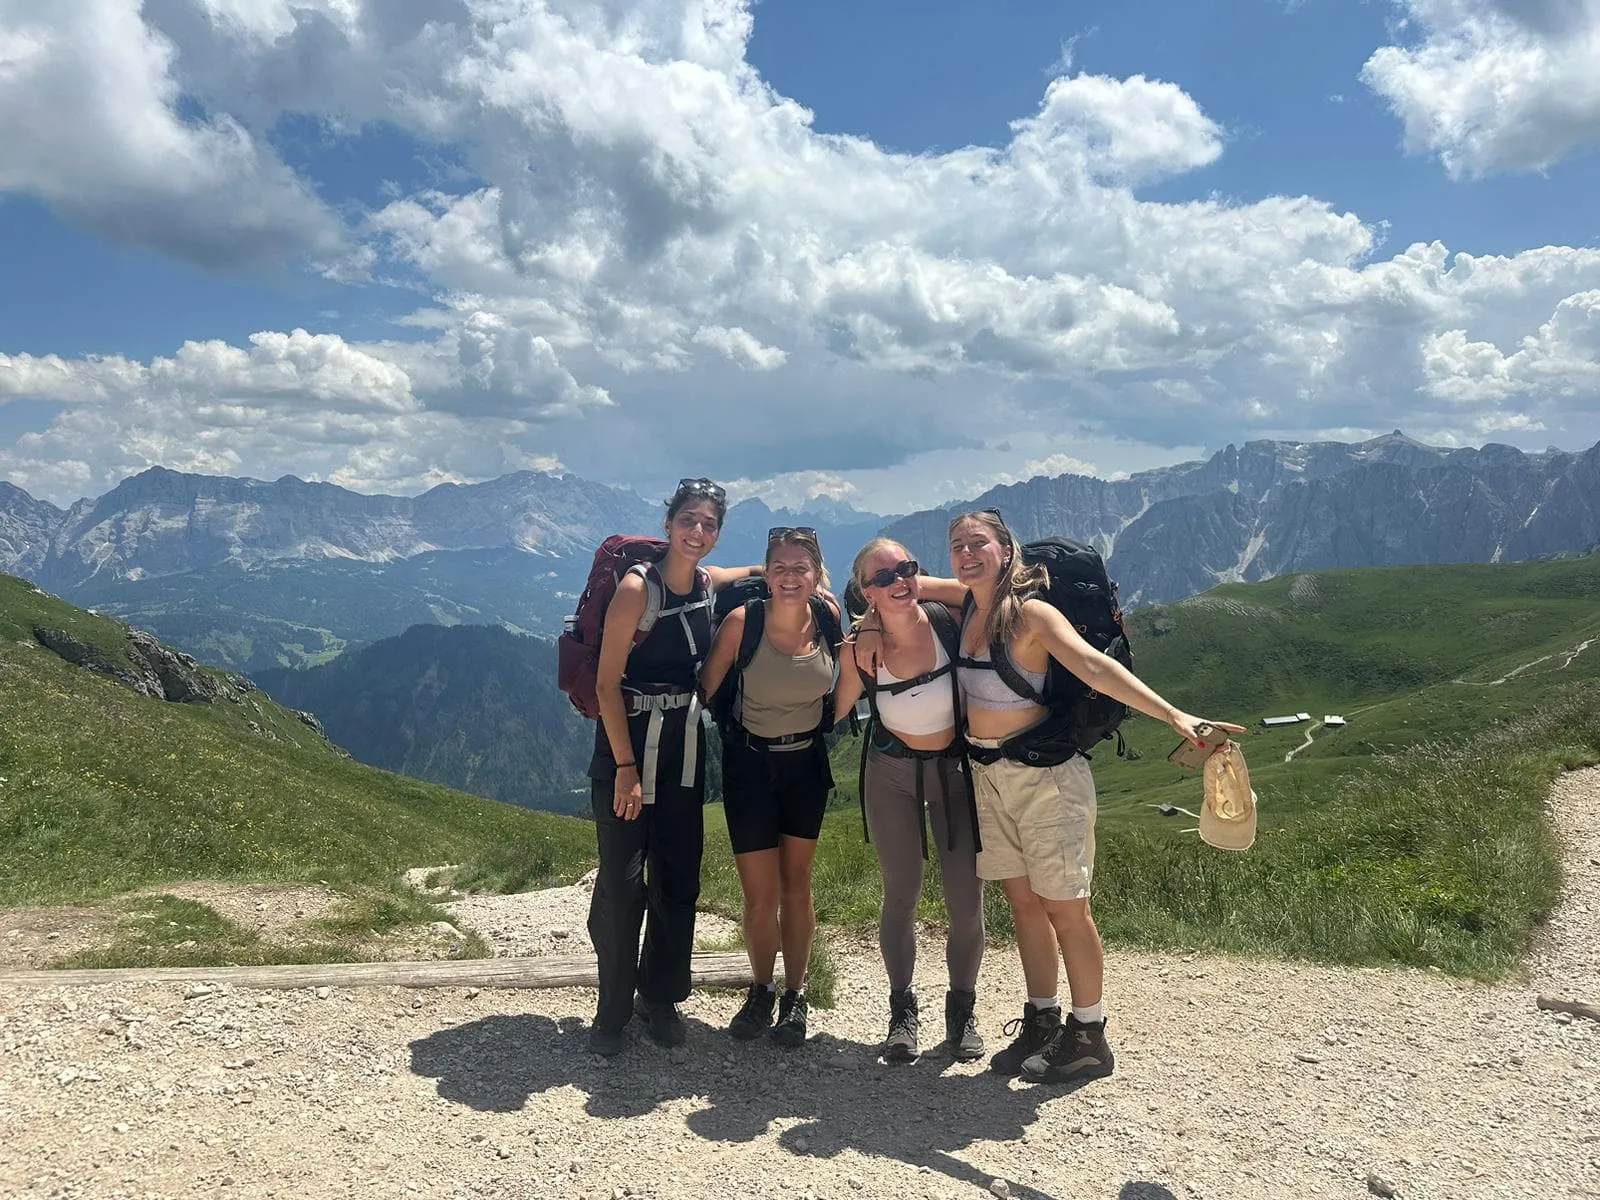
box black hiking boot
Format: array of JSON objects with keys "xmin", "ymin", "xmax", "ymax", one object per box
[
  {"xmin": 882, "ymin": 988, "xmax": 920, "ymax": 1064},
  {"xmin": 988, "ymin": 1002, "xmax": 1061, "ymax": 1076},
  {"xmin": 587, "ymin": 1023, "xmax": 626, "ymax": 1058},
  {"xmin": 634, "ymin": 995, "xmax": 687, "ymax": 1048},
  {"xmin": 1021, "ymin": 1015, "xmax": 1115, "ymax": 1084},
  {"xmin": 771, "ymin": 988, "xmax": 808, "ymax": 1048},
  {"xmin": 944, "ymin": 988, "xmax": 985, "ymax": 1062},
  {"xmin": 728, "ymin": 984, "xmax": 777, "ymax": 1041}
]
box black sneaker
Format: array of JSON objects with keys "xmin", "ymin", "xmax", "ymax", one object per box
[
  {"xmin": 882, "ymin": 988, "xmax": 919, "ymax": 1064},
  {"xmin": 944, "ymin": 988, "xmax": 985, "ymax": 1062},
  {"xmin": 587, "ymin": 1024, "xmax": 626, "ymax": 1057},
  {"xmin": 988, "ymin": 1002, "xmax": 1061, "ymax": 1076},
  {"xmin": 1021, "ymin": 1015, "xmax": 1115, "ymax": 1083},
  {"xmin": 728, "ymin": 984, "xmax": 777, "ymax": 1041},
  {"xmin": 634, "ymin": 995, "xmax": 687, "ymax": 1048},
  {"xmin": 771, "ymin": 989, "xmax": 808, "ymax": 1048}
]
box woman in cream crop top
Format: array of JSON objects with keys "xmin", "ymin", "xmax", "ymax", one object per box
[{"xmin": 955, "ymin": 634, "xmax": 1046, "ymax": 713}]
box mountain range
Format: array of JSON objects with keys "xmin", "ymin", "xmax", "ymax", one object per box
[
  {"xmin": 882, "ymin": 433, "xmax": 1600, "ymax": 606},
  {"xmin": 3, "ymin": 431, "xmax": 1597, "ymax": 670}
]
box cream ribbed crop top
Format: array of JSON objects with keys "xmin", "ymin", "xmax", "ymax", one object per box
[{"xmin": 957, "ymin": 610, "xmax": 1047, "ymax": 712}]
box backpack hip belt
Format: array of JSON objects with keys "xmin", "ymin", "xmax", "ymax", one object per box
[
  {"xmin": 964, "ymin": 722, "xmax": 1081, "ymax": 769},
  {"xmin": 730, "ymin": 727, "xmax": 817, "ymax": 752},
  {"xmin": 622, "ymin": 685, "xmax": 702, "ymax": 804}
]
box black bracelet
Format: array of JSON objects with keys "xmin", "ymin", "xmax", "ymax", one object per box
[{"xmin": 614, "ymin": 761, "xmax": 637, "ymax": 770}]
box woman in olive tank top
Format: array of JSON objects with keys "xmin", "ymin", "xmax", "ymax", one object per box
[{"xmin": 699, "ymin": 527, "xmax": 842, "ymax": 1049}]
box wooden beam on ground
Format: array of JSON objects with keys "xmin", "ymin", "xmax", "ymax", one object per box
[
  {"xmin": 1536, "ymin": 994, "xmax": 1600, "ymax": 1023},
  {"xmin": 0, "ymin": 951, "xmax": 774, "ymax": 993}
]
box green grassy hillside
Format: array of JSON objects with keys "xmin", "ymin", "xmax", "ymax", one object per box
[{"xmin": 0, "ymin": 574, "xmax": 592, "ymax": 910}]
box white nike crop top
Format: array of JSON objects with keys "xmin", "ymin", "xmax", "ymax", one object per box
[{"xmin": 873, "ymin": 637, "xmax": 956, "ymax": 736}]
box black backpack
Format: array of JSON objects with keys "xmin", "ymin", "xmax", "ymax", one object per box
[
  {"xmin": 961, "ymin": 537, "xmax": 1134, "ymax": 764},
  {"xmin": 710, "ymin": 590, "xmax": 846, "ymax": 738}
]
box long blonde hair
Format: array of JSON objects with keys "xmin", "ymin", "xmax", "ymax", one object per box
[{"xmin": 947, "ymin": 510, "xmax": 1046, "ymax": 649}]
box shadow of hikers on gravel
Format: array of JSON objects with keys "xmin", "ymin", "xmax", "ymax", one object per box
[{"xmin": 410, "ymin": 1012, "xmax": 1118, "ymax": 1200}]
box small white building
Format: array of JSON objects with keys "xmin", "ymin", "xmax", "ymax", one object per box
[
  {"xmin": 1324, "ymin": 715, "xmax": 1347, "ymax": 727},
  {"xmin": 1262, "ymin": 714, "xmax": 1307, "ymax": 727}
]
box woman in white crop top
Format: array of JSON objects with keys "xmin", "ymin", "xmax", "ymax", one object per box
[
  {"xmin": 832, "ymin": 538, "xmax": 986, "ymax": 1065},
  {"xmin": 933, "ymin": 508, "xmax": 1243, "ymax": 1088}
]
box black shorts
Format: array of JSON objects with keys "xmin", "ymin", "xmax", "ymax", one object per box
[{"xmin": 721, "ymin": 734, "xmax": 833, "ymax": 854}]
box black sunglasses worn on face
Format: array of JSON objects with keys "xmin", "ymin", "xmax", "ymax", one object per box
[
  {"xmin": 767, "ymin": 525, "xmax": 818, "ymax": 540},
  {"xmin": 865, "ymin": 559, "xmax": 919, "ymax": 589},
  {"xmin": 675, "ymin": 477, "xmax": 727, "ymax": 504}
]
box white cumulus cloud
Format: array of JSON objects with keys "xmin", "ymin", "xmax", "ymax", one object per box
[{"xmin": 1363, "ymin": 0, "xmax": 1600, "ymax": 177}]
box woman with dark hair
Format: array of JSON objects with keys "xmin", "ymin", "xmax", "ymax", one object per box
[
  {"xmin": 947, "ymin": 509, "xmax": 1241, "ymax": 1084},
  {"xmin": 699, "ymin": 527, "xmax": 842, "ymax": 1049},
  {"xmin": 587, "ymin": 478, "xmax": 759, "ymax": 1057},
  {"xmin": 831, "ymin": 538, "xmax": 986, "ymax": 1065}
]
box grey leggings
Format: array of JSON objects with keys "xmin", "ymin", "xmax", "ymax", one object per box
[{"xmin": 863, "ymin": 745, "xmax": 986, "ymax": 992}]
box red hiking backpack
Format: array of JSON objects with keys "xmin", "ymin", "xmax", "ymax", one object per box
[{"xmin": 556, "ymin": 535, "xmax": 712, "ymax": 719}]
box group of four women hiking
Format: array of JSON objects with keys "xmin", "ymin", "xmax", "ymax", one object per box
[{"xmin": 586, "ymin": 477, "xmax": 1240, "ymax": 1083}]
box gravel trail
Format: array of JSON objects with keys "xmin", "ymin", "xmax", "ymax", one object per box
[{"xmin": 4, "ymin": 770, "xmax": 1599, "ymax": 1200}]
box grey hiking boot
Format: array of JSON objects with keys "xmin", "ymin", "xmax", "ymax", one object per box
[
  {"xmin": 882, "ymin": 988, "xmax": 919, "ymax": 1064},
  {"xmin": 771, "ymin": 988, "xmax": 808, "ymax": 1048},
  {"xmin": 1022, "ymin": 1015, "xmax": 1115, "ymax": 1083},
  {"xmin": 944, "ymin": 988, "xmax": 985, "ymax": 1061},
  {"xmin": 988, "ymin": 1001, "xmax": 1061, "ymax": 1076},
  {"xmin": 728, "ymin": 984, "xmax": 777, "ymax": 1041}
]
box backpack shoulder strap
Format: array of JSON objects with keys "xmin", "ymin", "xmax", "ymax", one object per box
[
  {"xmin": 809, "ymin": 594, "xmax": 844, "ymax": 654},
  {"xmin": 988, "ymin": 636, "xmax": 1047, "ymax": 705},
  {"xmin": 736, "ymin": 597, "xmax": 765, "ymax": 670},
  {"xmin": 922, "ymin": 601, "xmax": 961, "ymax": 661},
  {"xmin": 625, "ymin": 561, "xmax": 664, "ymax": 640}
]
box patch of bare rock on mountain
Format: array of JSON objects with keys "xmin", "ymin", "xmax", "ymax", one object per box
[{"xmin": 2, "ymin": 772, "xmax": 1598, "ymax": 1200}]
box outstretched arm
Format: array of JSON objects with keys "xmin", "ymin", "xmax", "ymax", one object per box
[
  {"xmin": 916, "ymin": 575, "xmax": 968, "ymax": 606},
  {"xmin": 1022, "ymin": 599, "xmax": 1244, "ymax": 747},
  {"xmin": 707, "ymin": 564, "xmax": 763, "ymax": 590}
]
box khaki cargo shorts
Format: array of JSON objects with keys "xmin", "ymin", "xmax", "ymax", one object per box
[{"xmin": 967, "ymin": 738, "xmax": 1097, "ymax": 901}]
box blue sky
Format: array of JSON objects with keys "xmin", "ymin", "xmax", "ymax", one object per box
[{"xmin": 2, "ymin": 0, "xmax": 1599, "ymax": 511}]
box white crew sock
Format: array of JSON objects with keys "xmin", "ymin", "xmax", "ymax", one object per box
[
  {"xmin": 1028, "ymin": 995, "xmax": 1060, "ymax": 1011},
  {"xmin": 1072, "ymin": 1001, "xmax": 1104, "ymax": 1025}
]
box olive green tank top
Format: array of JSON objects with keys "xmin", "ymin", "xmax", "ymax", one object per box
[{"xmin": 738, "ymin": 632, "xmax": 834, "ymax": 745}]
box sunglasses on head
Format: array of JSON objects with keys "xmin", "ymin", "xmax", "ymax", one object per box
[
  {"xmin": 675, "ymin": 477, "xmax": 726, "ymax": 504},
  {"xmin": 767, "ymin": 525, "xmax": 817, "ymax": 541},
  {"xmin": 864, "ymin": 558, "xmax": 919, "ymax": 589}
]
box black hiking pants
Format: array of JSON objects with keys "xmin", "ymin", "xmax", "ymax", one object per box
[{"xmin": 587, "ymin": 772, "xmax": 705, "ymax": 1033}]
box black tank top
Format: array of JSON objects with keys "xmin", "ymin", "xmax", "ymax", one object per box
[{"xmin": 623, "ymin": 575, "xmax": 712, "ymax": 691}]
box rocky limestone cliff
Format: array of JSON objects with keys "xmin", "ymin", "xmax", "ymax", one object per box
[
  {"xmin": 0, "ymin": 482, "xmax": 63, "ymax": 579},
  {"xmin": 31, "ymin": 623, "xmax": 328, "ymax": 741}
]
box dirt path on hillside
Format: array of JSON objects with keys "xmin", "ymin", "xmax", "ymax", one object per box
[{"xmin": 4, "ymin": 773, "xmax": 1599, "ymax": 1200}]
